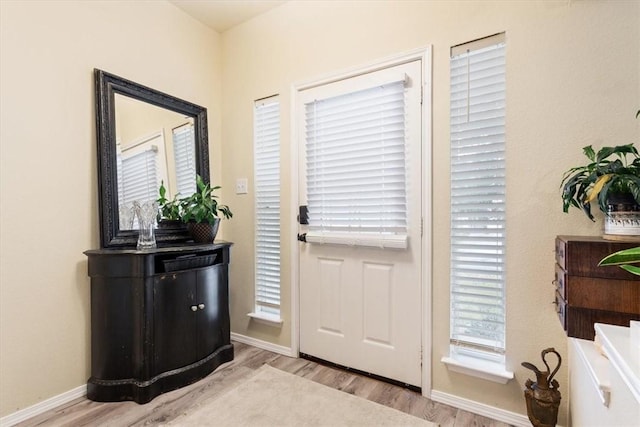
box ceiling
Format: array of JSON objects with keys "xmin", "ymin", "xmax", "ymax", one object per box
[{"xmin": 169, "ymin": 0, "xmax": 287, "ymax": 33}]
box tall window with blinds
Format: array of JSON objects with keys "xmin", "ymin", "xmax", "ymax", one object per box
[
  {"xmin": 449, "ymin": 34, "xmax": 506, "ymax": 363},
  {"xmin": 253, "ymin": 96, "xmax": 281, "ymax": 320},
  {"xmin": 304, "ymin": 79, "xmax": 409, "ymax": 249},
  {"xmin": 172, "ymin": 122, "xmax": 196, "ymax": 197}
]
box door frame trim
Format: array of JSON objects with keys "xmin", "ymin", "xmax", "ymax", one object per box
[{"xmin": 289, "ymin": 46, "xmax": 433, "ymax": 397}]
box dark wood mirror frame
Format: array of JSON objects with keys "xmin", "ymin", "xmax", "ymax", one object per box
[{"xmin": 95, "ymin": 69, "xmax": 210, "ymax": 248}]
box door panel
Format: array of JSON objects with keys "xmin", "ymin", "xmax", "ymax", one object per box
[
  {"xmin": 317, "ymin": 257, "xmax": 345, "ymax": 335},
  {"xmin": 153, "ymin": 271, "xmax": 197, "ymax": 375},
  {"xmin": 362, "ymin": 261, "xmax": 393, "ymax": 346},
  {"xmin": 298, "ymin": 59, "xmax": 423, "ymax": 387},
  {"xmin": 196, "ymin": 264, "xmax": 228, "ymax": 360}
]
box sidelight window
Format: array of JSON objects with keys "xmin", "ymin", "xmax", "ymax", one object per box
[
  {"xmin": 445, "ymin": 33, "xmax": 513, "ymax": 382},
  {"xmin": 172, "ymin": 122, "xmax": 197, "ymax": 197},
  {"xmin": 251, "ymin": 95, "xmax": 282, "ymax": 322}
]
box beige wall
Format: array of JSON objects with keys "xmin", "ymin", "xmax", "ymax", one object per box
[
  {"xmin": 0, "ymin": 0, "xmax": 222, "ymax": 416},
  {"xmin": 220, "ymin": 0, "xmax": 639, "ymax": 423}
]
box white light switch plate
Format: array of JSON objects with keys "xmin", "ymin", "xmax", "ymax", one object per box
[{"xmin": 236, "ymin": 178, "xmax": 248, "ymax": 194}]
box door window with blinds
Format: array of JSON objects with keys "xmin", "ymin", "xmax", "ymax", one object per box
[
  {"xmin": 116, "ymin": 131, "xmax": 169, "ymax": 229},
  {"xmin": 252, "ymin": 96, "xmax": 281, "ymax": 320},
  {"xmin": 449, "ymin": 33, "xmax": 507, "ymax": 365},
  {"xmin": 300, "ymin": 69, "xmax": 413, "ymax": 249}
]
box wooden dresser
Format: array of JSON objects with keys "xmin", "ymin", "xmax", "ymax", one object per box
[
  {"xmin": 554, "ymin": 235, "xmax": 640, "ymax": 340},
  {"xmin": 84, "ymin": 242, "xmax": 233, "ymax": 403}
]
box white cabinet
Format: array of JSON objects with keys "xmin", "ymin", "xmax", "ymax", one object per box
[{"xmin": 569, "ymin": 323, "xmax": 640, "ymax": 426}]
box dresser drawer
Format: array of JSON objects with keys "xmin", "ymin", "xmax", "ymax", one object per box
[
  {"xmin": 556, "ymin": 236, "xmax": 639, "ymax": 280},
  {"xmin": 554, "ymin": 264, "xmax": 566, "ymax": 300},
  {"xmin": 555, "ymin": 291, "xmax": 566, "ymax": 331},
  {"xmin": 566, "ymin": 276, "xmax": 640, "ymax": 314},
  {"xmin": 566, "ymin": 307, "xmax": 639, "ymax": 340},
  {"xmin": 555, "ymin": 237, "xmax": 567, "ymax": 271}
]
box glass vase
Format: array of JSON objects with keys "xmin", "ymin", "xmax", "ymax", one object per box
[
  {"xmin": 119, "ymin": 202, "xmax": 135, "ymax": 230},
  {"xmin": 134, "ymin": 201, "xmax": 158, "ymax": 250}
]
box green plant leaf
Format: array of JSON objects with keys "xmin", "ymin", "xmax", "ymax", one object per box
[
  {"xmin": 597, "ymin": 179, "xmax": 614, "ymax": 214},
  {"xmin": 621, "ymin": 264, "xmax": 640, "ymax": 275},
  {"xmin": 598, "ymin": 247, "xmax": 640, "ymax": 266},
  {"xmin": 596, "ymin": 145, "xmax": 638, "ymax": 163},
  {"xmin": 629, "ymin": 177, "xmax": 640, "ymax": 204},
  {"xmin": 583, "ymin": 145, "xmax": 595, "ymax": 162}
]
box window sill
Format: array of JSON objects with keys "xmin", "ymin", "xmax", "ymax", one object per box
[
  {"xmin": 442, "ymin": 355, "xmax": 513, "ymax": 384},
  {"xmin": 247, "ymin": 312, "xmax": 283, "ymax": 327},
  {"xmin": 305, "ymin": 232, "xmax": 408, "ymax": 249}
]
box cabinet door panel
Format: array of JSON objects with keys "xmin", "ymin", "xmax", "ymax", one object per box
[
  {"xmin": 196, "ymin": 265, "xmax": 230, "ymax": 359},
  {"xmin": 153, "ymin": 272, "xmax": 197, "ymax": 374}
]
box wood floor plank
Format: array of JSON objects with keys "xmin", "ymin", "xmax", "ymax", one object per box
[
  {"xmin": 266, "ymin": 354, "xmax": 312, "ymax": 374},
  {"xmin": 13, "ymin": 342, "xmax": 514, "ymax": 427},
  {"xmin": 367, "ymin": 381, "xmax": 402, "ymax": 408},
  {"xmin": 308, "ymin": 364, "xmax": 355, "ymax": 391},
  {"xmin": 453, "ymin": 408, "xmax": 513, "ymax": 427},
  {"xmin": 420, "ymin": 399, "xmax": 459, "ymax": 427},
  {"xmin": 340, "ymin": 373, "xmax": 384, "ymax": 399}
]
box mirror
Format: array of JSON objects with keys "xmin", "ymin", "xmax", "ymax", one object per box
[{"xmin": 95, "ymin": 69, "xmax": 209, "ymax": 247}]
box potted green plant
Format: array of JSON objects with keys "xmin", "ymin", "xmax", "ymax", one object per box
[
  {"xmin": 181, "ymin": 175, "xmax": 233, "ymax": 243},
  {"xmin": 156, "ymin": 180, "xmax": 185, "ymax": 230},
  {"xmin": 561, "ymin": 143, "xmax": 640, "ymax": 236}
]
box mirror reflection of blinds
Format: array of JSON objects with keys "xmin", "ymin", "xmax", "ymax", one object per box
[
  {"xmin": 120, "ymin": 148, "xmax": 159, "ymax": 206},
  {"xmin": 173, "ymin": 123, "xmax": 196, "ymax": 197},
  {"xmin": 254, "ymin": 96, "xmax": 281, "ymax": 316},
  {"xmin": 449, "ymin": 35, "xmax": 506, "ymax": 357},
  {"xmin": 305, "ymin": 80, "xmax": 408, "ymax": 243}
]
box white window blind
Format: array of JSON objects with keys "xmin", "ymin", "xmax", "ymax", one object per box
[
  {"xmin": 449, "ymin": 34, "xmax": 506, "ymax": 358},
  {"xmin": 172, "ymin": 123, "xmax": 196, "ymax": 197},
  {"xmin": 304, "ymin": 79, "xmax": 408, "ymax": 248},
  {"xmin": 254, "ymin": 96, "xmax": 281, "ymax": 318},
  {"xmin": 120, "ymin": 147, "xmax": 159, "ymax": 206}
]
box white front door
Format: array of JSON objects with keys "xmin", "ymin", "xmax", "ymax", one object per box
[{"xmin": 297, "ymin": 59, "xmax": 423, "ymax": 387}]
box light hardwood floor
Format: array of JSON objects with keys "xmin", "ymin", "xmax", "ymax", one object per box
[{"xmin": 17, "ymin": 342, "xmax": 514, "ymax": 427}]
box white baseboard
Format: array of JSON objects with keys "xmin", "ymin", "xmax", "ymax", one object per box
[
  {"xmin": 430, "ymin": 389, "xmax": 530, "ymax": 427},
  {"xmin": 230, "ymin": 332, "xmax": 296, "ymax": 357},
  {"xmin": 0, "ymin": 385, "xmax": 86, "ymax": 427}
]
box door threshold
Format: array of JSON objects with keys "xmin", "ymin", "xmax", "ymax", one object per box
[{"xmin": 299, "ymin": 352, "xmax": 421, "ymax": 393}]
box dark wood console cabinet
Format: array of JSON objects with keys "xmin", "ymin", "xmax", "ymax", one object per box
[
  {"xmin": 84, "ymin": 242, "xmax": 233, "ymax": 403},
  {"xmin": 554, "ymin": 236, "xmax": 639, "ymax": 340}
]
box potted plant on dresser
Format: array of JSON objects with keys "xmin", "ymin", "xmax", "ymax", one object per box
[
  {"xmin": 561, "ymin": 143, "xmax": 640, "ymax": 239},
  {"xmin": 181, "ymin": 175, "xmax": 233, "ymax": 243},
  {"xmin": 156, "ymin": 180, "xmax": 186, "ymax": 231}
]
